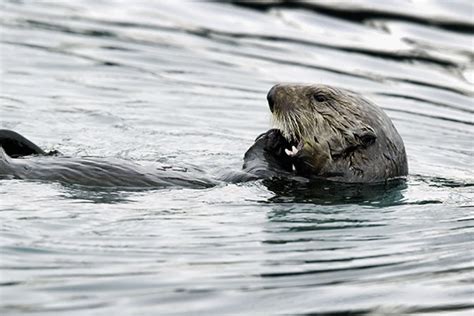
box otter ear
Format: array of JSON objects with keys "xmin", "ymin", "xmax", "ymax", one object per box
[{"xmin": 353, "ymin": 126, "xmax": 376, "ymax": 147}]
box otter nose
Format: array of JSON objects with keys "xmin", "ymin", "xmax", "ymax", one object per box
[{"xmin": 267, "ymin": 85, "xmax": 277, "ymax": 113}]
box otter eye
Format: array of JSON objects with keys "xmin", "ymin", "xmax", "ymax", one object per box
[{"xmin": 313, "ymin": 94, "xmax": 327, "ymax": 102}]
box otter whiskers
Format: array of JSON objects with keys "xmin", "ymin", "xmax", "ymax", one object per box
[{"xmin": 272, "ymin": 108, "xmax": 315, "ymax": 145}]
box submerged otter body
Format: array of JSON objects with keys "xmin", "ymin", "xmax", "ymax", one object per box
[
  {"xmin": 0, "ymin": 84, "xmax": 407, "ymax": 188},
  {"xmin": 0, "ymin": 130, "xmax": 215, "ymax": 188}
]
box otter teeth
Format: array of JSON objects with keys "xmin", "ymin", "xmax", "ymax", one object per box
[{"xmin": 285, "ymin": 146, "xmax": 299, "ymax": 156}]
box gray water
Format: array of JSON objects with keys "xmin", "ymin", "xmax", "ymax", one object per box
[{"xmin": 1, "ymin": 0, "xmax": 473, "ymax": 314}]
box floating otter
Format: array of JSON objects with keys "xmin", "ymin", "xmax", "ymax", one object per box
[
  {"xmin": 0, "ymin": 84, "xmax": 407, "ymax": 188},
  {"xmin": 244, "ymin": 84, "xmax": 408, "ymax": 183}
]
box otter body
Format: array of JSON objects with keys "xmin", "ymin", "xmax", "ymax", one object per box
[
  {"xmin": 0, "ymin": 84, "xmax": 407, "ymax": 188},
  {"xmin": 0, "ymin": 130, "xmax": 215, "ymax": 188}
]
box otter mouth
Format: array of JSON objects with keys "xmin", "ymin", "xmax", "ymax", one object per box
[
  {"xmin": 283, "ymin": 137, "xmax": 304, "ymax": 158},
  {"xmin": 282, "ymin": 136, "xmax": 304, "ymax": 172},
  {"xmin": 270, "ymin": 110, "xmax": 307, "ymax": 173},
  {"xmin": 271, "ymin": 106, "xmax": 306, "ymax": 159},
  {"xmin": 266, "ymin": 129, "xmax": 305, "ymax": 173}
]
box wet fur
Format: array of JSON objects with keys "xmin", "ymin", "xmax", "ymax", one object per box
[{"xmin": 258, "ymin": 84, "xmax": 408, "ymax": 183}]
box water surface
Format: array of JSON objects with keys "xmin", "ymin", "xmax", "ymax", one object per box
[{"xmin": 0, "ymin": 0, "xmax": 473, "ymax": 314}]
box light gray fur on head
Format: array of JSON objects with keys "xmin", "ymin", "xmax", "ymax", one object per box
[
  {"xmin": 272, "ymin": 84, "xmax": 375, "ymax": 149},
  {"xmin": 269, "ymin": 83, "xmax": 408, "ymax": 183}
]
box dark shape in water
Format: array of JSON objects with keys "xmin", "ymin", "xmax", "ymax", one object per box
[{"xmin": 0, "ymin": 130, "xmax": 49, "ymax": 157}]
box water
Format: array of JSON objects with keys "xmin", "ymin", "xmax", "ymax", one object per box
[{"xmin": 0, "ymin": 0, "xmax": 473, "ymax": 314}]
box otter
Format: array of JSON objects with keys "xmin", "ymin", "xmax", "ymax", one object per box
[
  {"xmin": 0, "ymin": 84, "xmax": 407, "ymax": 188},
  {"xmin": 244, "ymin": 84, "xmax": 408, "ymax": 183}
]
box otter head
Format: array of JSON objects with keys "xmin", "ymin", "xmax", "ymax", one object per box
[{"xmin": 267, "ymin": 83, "xmax": 407, "ymax": 183}]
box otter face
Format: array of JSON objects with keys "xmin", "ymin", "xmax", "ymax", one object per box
[{"xmin": 266, "ymin": 84, "xmax": 407, "ymax": 182}]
